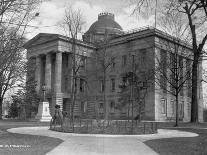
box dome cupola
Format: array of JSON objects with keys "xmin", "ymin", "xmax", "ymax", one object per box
[{"xmin": 83, "ymin": 12, "xmax": 123, "ymax": 43}]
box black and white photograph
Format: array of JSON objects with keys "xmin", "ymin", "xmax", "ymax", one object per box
[{"xmin": 0, "ymin": 0, "xmax": 207, "ymax": 154}]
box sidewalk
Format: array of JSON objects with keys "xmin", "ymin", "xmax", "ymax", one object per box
[{"xmin": 8, "ymin": 127, "xmax": 198, "ymax": 155}]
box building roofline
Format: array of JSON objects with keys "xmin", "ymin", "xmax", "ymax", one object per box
[
  {"xmin": 23, "ymin": 33, "xmax": 97, "ymax": 50},
  {"xmin": 107, "ymin": 26, "xmax": 193, "ymax": 50},
  {"xmin": 24, "ymin": 27, "xmax": 196, "ymax": 52}
]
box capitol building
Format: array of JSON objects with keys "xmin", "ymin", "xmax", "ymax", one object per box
[{"xmin": 24, "ymin": 12, "xmax": 203, "ymax": 122}]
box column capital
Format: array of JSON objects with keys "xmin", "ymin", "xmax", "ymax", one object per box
[
  {"xmin": 56, "ymin": 50, "xmax": 63, "ymax": 54},
  {"xmin": 45, "ymin": 51, "xmax": 53, "ymax": 55},
  {"xmin": 46, "ymin": 52, "xmax": 52, "ymax": 58}
]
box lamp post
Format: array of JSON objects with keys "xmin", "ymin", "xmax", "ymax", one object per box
[{"xmin": 42, "ymin": 85, "xmax": 47, "ymax": 102}]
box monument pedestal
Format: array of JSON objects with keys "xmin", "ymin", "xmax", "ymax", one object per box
[{"xmin": 35, "ymin": 101, "xmax": 52, "ymax": 122}]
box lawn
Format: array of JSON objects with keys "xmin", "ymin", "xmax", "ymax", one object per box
[
  {"xmin": 145, "ymin": 123, "xmax": 207, "ymax": 155},
  {"xmin": 2, "ymin": 120, "xmax": 207, "ymax": 155},
  {"xmin": 0, "ymin": 120, "xmax": 63, "ymax": 155}
]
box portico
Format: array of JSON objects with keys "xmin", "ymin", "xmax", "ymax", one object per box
[
  {"xmin": 34, "ymin": 51, "xmax": 64, "ymax": 115},
  {"xmin": 25, "ymin": 33, "xmax": 95, "ymax": 117}
]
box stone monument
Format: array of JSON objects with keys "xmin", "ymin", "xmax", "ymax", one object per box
[{"xmin": 35, "ymin": 85, "xmax": 52, "ymax": 122}]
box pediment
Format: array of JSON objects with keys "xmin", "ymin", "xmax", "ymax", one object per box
[{"xmin": 24, "ymin": 33, "xmax": 59, "ymax": 49}]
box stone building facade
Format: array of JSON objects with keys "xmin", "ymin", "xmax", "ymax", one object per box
[{"xmin": 24, "ymin": 13, "xmax": 203, "ymax": 122}]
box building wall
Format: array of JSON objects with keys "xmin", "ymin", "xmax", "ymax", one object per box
[
  {"xmin": 26, "ymin": 31, "xmax": 203, "ymax": 122},
  {"xmin": 87, "ymin": 36, "xmax": 156, "ymax": 120},
  {"xmin": 154, "ymin": 37, "xmax": 193, "ymax": 121}
]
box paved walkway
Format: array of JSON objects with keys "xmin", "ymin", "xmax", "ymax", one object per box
[{"xmin": 7, "ymin": 127, "xmax": 198, "ymax": 155}]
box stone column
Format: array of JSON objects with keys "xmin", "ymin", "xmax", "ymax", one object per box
[
  {"xmin": 183, "ymin": 59, "xmax": 189, "ymax": 122},
  {"xmin": 53, "ymin": 51, "xmax": 63, "ymax": 110},
  {"xmin": 45, "ymin": 53, "xmax": 52, "ymax": 91},
  {"xmin": 198, "ymin": 61, "xmax": 203, "ymax": 122},
  {"xmin": 55, "ymin": 51, "xmax": 62, "ymax": 93},
  {"xmin": 35, "ymin": 56, "xmax": 42, "ymax": 94}
]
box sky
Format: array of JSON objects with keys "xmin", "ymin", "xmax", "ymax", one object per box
[{"xmin": 26, "ymin": 0, "xmax": 156, "ymax": 39}]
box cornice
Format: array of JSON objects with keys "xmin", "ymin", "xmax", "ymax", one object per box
[
  {"xmin": 24, "ymin": 33, "xmax": 97, "ymax": 50},
  {"xmin": 101, "ymin": 27, "xmax": 193, "ymax": 50}
]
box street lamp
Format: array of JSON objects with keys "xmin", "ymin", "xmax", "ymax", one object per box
[{"xmin": 42, "ymin": 85, "xmax": 47, "ymax": 102}]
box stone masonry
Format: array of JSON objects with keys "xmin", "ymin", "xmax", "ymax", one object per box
[{"xmin": 24, "ymin": 12, "xmax": 203, "ymax": 122}]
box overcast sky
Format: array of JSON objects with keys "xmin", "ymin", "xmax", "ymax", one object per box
[{"xmin": 26, "ymin": 0, "xmax": 156, "ymax": 39}]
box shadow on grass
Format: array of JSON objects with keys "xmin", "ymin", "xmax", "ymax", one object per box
[{"xmin": 144, "ymin": 128, "xmax": 207, "ymax": 155}]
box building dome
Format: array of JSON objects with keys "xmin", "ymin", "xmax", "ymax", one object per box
[
  {"xmin": 87, "ymin": 12, "xmax": 123, "ymax": 34},
  {"xmin": 83, "ymin": 12, "xmax": 123, "ymax": 43}
]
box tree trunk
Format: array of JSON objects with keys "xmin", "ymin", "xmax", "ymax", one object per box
[
  {"xmin": 175, "ymin": 94, "xmax": 179, "ymax": 127},
  {"xmin": 127, "ymin": 102, "xmax": 130, "ymax": 122},
  {"xmin": 70, "ymin": 39, "xmax": 76, "ymax": 130},
  {"xmin": 0, "ymin": 97, "xmax": 3, "ymax": 120},
  {"xmin": 191, "ymin": 53, "xmax": 199, "ymax": 122},
  {"xmin": 139, "ymin": 101, "xmax": 141, "ymax": 122},
  {"xmin": 104, "ymin": 69, "xmax": 108, "ymax": 121}
]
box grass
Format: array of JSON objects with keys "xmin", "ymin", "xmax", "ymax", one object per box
[
  {"xmin": 0, "ymin": 119, "xmax": 63, "ymax": 155},
  {"xmin": 2, "ymin": 119, "xmax": 207, "ymax": 155},
  {"xmin": 144, "ymin": 122, "xmax": 207, "ymax": 155}
]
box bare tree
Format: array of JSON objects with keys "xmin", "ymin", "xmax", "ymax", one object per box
[
  {"xmin": 118, "ymin": 51, "xmax": 154, "ymax": 123},
  {"xmin": 0, "ymin": 32, "xmax": 25, "ymax": 119},
  {"xmin": 93, "ymin": 30, "xmax": 119, "ymax": 121},
  {"xmin": 166, "ymin": 0, "xmax": 207, "ymax": 123},
  {"xmin": 0, "ymin": 0, "xmax": 41, "ymax": 119},
  {"xmin": 155, "ymin": 39, "xmax": 192, "ymax": 126},
  {"xmin": 130, "ymin": 0, "xmax": 207, "ymax": 123},
  {"xmin": 154, "ymin": 9, "xmax": 193, "ymax": 126},
  {"xmin": 60, "ymin": 5, "xmax": 85, "ymax": 125}
]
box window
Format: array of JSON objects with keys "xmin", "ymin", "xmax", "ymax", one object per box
[
  {"xmin": 187, "ymin": 103, "xmax": 190, "ymax": 116},
  {"xmin": 122, "ymin": 76, "xmax": 128, "ymax": 87},
  {"xmin": 122, "ymin": 55, "xmax": 127, "ymax": 66},
  {"xmin": 179, "ymin": 56, "xmax": 184, "ymax": 96},
  {"xmin": 110, "ymin": 101, "xmax": 115, "ymax": 113},
  {"xmin": 140, "ymin": 49, "xmax": 147, "ymax": 66},
  {"xmin": 160, "ymin": 50, "xmax": 167, "ymax": 93},
  {"xmin": 100, "ymin": 80, "xmax": 104, "ymax": 92},
  {"xmin": 80, "ymin": 78, "xmax": 85, "ymax": 92},
  {"xmin": 170, "ymin": 53, "xmax": 175, "ymax": 92},
  {"xmin": 161, "ymin": 99, "xmax": 167, "ymax": 114},
  {"xmin": 64, "ymin": 76, "xmax": 68, "ymax": 92},
  {"xmin": 171, "ymin": 100, "xmax": 175, "ymax": 115},
  {"xmin": 80, "ymin": 56, "xmax": 86, "ymax": 69},
  {"xmin": 111, "ymin": 78, "xmax": 115, "ymax": 92},
  {"xmin": 186, "ymin": 59, "xmax": 191, "ymax": 97},
  {"xmin": 81, "ymin": 101, "xmax": 87, "ymax": 113},
  {"xmin": 179, "ymin": 101, "xmax": 184, "ymax": 118},
  {"xmin": 111, "ymin": 57, "xmax": 115, "ymax": 68},
  {"xmin": 99, "ymin": 103, "xmax": 104, "ymax": 113}
]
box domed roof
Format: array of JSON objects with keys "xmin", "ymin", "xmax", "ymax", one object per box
[{"xmin": 86, "ymin": 12, "xmax": 123, "ymax": 34}]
